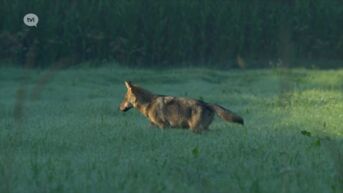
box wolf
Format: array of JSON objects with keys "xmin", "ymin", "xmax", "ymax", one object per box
[{"xmin": 119, "ymin": 81, "xmax": 244, "ymax": 133}]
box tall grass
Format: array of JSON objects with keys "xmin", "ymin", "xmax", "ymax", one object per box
[{"xmin": 1, "ymin": 0, "xmax": 342, "ymax": 67}]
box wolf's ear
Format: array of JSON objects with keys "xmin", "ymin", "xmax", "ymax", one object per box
[{"xmin": 124, "ymin": 81, "xmax": 133, "ymax": 89}]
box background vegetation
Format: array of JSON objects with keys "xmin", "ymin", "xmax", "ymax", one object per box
[{"xmin": 1, "ymin": 0, "xmax": 343, "ymax": 67}]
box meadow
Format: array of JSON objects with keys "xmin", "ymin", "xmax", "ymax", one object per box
[{"xmin": 0, "ymin": 65, "xmax": 342, "ymax": 193}]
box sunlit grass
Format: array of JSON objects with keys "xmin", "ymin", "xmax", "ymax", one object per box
[{"xmin": 0, "ymin": 66, "xmax": 342, "ymax": 193}]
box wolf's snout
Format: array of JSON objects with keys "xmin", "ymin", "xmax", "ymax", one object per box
[{"xmin": 119, "ymin": 105, "xmax": 129, "ymax": 112}]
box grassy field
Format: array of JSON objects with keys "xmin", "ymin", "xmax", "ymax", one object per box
[{"xmin": 0, "ymin": 65, "xmax": 342, "ymax": 193}]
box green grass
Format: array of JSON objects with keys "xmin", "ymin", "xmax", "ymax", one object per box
[{"xmin": 0, "ymin": 65, "xmax": 342, "ymax": 193}]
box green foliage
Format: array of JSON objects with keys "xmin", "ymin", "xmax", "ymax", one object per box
[
  {"xmin": 0, "ymin": 65, "xmax": 342, "ymax": 192},
  {"xmin": 192, "ymin": 146, "xmax": 200, "ymax": 158},
  {"xmin": 301, "ymin": 130, "xmax": 312, "ymax": 137},
  {"xmin": 312, "ymin": 138, "xmax": 321, "ymax": 147},
  {"xmin": 0, "ymin": 0, "xmax": 343, "ymax": 67}
]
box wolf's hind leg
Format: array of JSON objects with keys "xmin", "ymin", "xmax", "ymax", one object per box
[
  {"xmin": 188, "ymin": 107, "xmax": 214, "ymax": 133},
  {"xmin": 188, "ymin": 117, "xmax": 207, "ymax": 133},
  {"xmin": 190, "ymin": 124, "xmax": 206, "ymax": 133},
  {"xmin": 189, "ymin": 120, "xmax": 211, "ymax": 133}
]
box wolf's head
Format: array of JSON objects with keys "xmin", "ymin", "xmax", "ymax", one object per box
[
  {"xmin": 120, "ymin": 81, "xmax": 155, "ymax": 112},
  {"xmin": 119, "ymin": 81, "xmax": 136, "ymax": 112}
]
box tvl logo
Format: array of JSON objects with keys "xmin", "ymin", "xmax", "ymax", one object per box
[{"xmin": 23, "ymin": 13, "xmax": 39, "ymax": 27}]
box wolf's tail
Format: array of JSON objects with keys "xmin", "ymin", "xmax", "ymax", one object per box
[{"xmin": 209, "ymin": 104, "xmax": 244, "ymax": 125}]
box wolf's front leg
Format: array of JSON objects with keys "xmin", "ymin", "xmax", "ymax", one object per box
[
  {"xmin": 156, "ymin": 122, "xmax": 167, "ymax": 130},
  {"xmin": 149, "ymin": 121, "xmax": 166, "ymax": 130},
  {"xmin": 147, "ymin": 110, "xmax": 167, "ymax": 129},
  {"xmin": 149, "ymin": 121, "xmax": 159, "ymax": 128}
]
